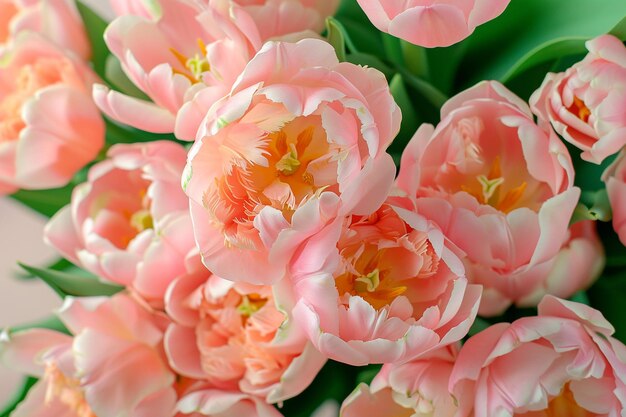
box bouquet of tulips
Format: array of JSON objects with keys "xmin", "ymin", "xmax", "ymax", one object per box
[{"xmin": 2, "ymin": 0, "xmax": 626, "ymax": 416}]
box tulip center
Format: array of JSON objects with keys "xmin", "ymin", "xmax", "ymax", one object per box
[
  {"xmin": 196, "ymin": 285, "xmax": 290, "ymax": 386},
  {"xmin": 89, "ymin": 181, "xmax": 153, "ymax": 249},
  {"xmin": 205, "ymin": 113, "xmax": 337, "ymax": 250},
  {"xmin": 236, "ymin": 293, "xmax": 268, "ymax": 320},
  {"xmin": 516, "ymin": 385, "xmax": 595, "ymax": 417},
  {"xmin": 569, "ymin": 96, "xmax": 591, "ymax": 124},
  {"xmin": 334, "ymin": 209, "xmax": 440, "ymax": 312},
  {"xmin": 170, "ymin": 39, "xmax": 210, "ymax": 83},
  {"xmin": 130, "ymin": 209, "xmax": 154, "ymax": 233},
  {"xmin": 335, "ymin": 243, "xmax": 409, "ymax": 310},
  {"xmin": 44, "ymin": 362, "xmax": 96, "ymax": 417},
  {"xmin": 462, "ymin": 157, "xmax": 527, "ymax": 213},
  {"xmin": 258, "ymin": 123, "xmax": 327, "ymax": 204},
  {"xmin": 0, "ymin": 58, "xmax": 66, "ymax": 144}
]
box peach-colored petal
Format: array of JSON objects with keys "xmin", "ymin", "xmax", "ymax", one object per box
[
  {"xmin": 531, "ymin": 34, "xmax": 626, "ymax": 164},
  {"xmin": 451, "ymin": 298, "xmax": 626, "ymax": 417},
  {"xmin": 398, "ymin": 81, "xmax": 580, "ymax": 316}
]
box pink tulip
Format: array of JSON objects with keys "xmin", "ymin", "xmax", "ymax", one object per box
[
  {"xmin": 236, "ymin": 0, "xmax": 340, "ymax": 40},
  {"xmin": 516, "ymin": 220, "xmax": 604, "ymax": 307},
  {"xmin": 341, "ymin": 345, "xmax": 462, "ymax": 417},
  {"xmin": 450, "ymin": 296, "xmax": 626, "ymax": 417},
  {"xmin": 355, "ymin": 0, "xmax": 511, "ymax": 48},
  {"xmin": 94, "ymin": 0, "xmax": 262, "ymax": 139},
  {"xmin": 108, "ymin": 0, "xmax": 156, "ymax": 19},
  {"xmin": 164, "ymin": 254, "xmax": 326, "ymax": 404},
  {"xmin": 184, "ymin": 39, "xmax": 400, "ymax": 286},
  {"xmin": 531, "ymin": 34, "xmax": 626, "ymax": 164},
  {"xmin": 604, "ymin": 150, "xmax": 626, "ymax": 246},
  {"xmin": 396, "ymin": 81, "xmax": 581, "ymax": 316},
  {"xmin": 0, "ymin": 0, "xmax": 90, "ymax": 59},
  {"xmin": 287, "ymin": 202, "xmax": 481, "ymax": 366},
  {"xmin": 44, "ymin": 141, "xmax": 196, "ymax": 307},
  {"xmin": 0, "ymin": 33, "xmax": 103, "ymax": 193},
  {"xmin": 0, "ymin": 294, "xmax": 178, "ymax": 417}
]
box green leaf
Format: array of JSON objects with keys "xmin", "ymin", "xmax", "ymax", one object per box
[
  {"xmin": 76, "ymin": 1, "xmax": 110, "ymax": 78},
  {"xmin": 10, "ymin": 184, "xmax": 73, "ymax": 218},
  {"xmin": 401, "ymin": 41, "xmax": 429, "ymax": 79},
  {"xmin": 279, "ymin": 361, "xmax": 360, "ymax": 417},
  {"xmin": 459, "ymin": 0, "xmax": 626, "ymax": 87},
  {"xmin": 569, "ymin": 291, "xmax": 590, "ymax": 305},
  {"xmin": 501, "ymin": 37, "xmax": 588, "ymax": 84},
  {"xmin": 609, "ymin": 16, "xmax": 626, "ymax": 39},
  {"xmin": 15, "ymin": 257, "xmax": 76, "ymax": 280},
  {"xmin": 326, "ymin": 17, "xmax": 347, "ymax": 61},
  {"xmin": 571, "ymin": 189, "xmax": 612, "ymax": 225},
  {"xmin": 355, "ymin": 365, "xmax": 381, "ymax": 385},
  {"xmin": 597, "ymin": 221, "xmax": 626, "ymax": 269},
  {"xmin": 397, "ymin": 68, "xmax": 448, "ymax": 111},
  {"xmin": 105, "ymin": 55, "xmax": 150, "ymax": 100},
  {"xmin": 105, "ymin": 117, "xmax": 179, "ymax": 145},
  {"xmin": 335, "ymin": 0, "xmax": 366, "ymax": 22},
  {"xmin": 588, "ymin": 272, "xmax": 626, "ymax": 343},
  {"xmin": 8, "ymin": 315, "xmax": 69, "ymax": 335},
  {"xmin": 423, "ymin": 41, "xmax": 467, "ymax": 94},
  {"xmin": 572, "ymin": 145, "xmax": 617, "ymax": 192},
  {"xmin": 381, "ymin": 33, "xmax": 403, "ymax": 67},
  {"xmin": 468, "ymin": 317, "xmax": 492, "ymax": 337},
  {"xmin": 389, "ymin": 74, "xmax": 419, "ymax": 151},
  {"xmin": 0, "ymin": 377, "xmax": 37, "ymax": 417},
  {"xmin": 18, "ymin": 263, "xmax": 123, "ymax": 298}
]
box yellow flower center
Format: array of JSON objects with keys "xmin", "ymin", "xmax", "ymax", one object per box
[
  {"xmin": 335, "ymin": 242, "xmax": 422, "ymax": 311},
  {"xmin": 170, "ymin": 39, "xmax": 209, "ymax": 83},
  {"xmin": 130, "ymin": 209, "xmax": 154, "ymax": 232},
  {"xmin": 461, "ymin": 157, "xmax": 527, "ymax": 213},
  {"xmin": 275, "ymin": 143, "xmax": 302, "ymax": 175},
  {"xmin": 516, "ymin": 384, "xmax": 595, "ymax": 417},
  {"xmin": 44, "ymin": 362, "xmax": 96, "ymax": 417},
  {"xmin": 236, "ymin": 293, "xmax": 268, "ymax": 318},
  {"xmin": 569, "ymin": 96, "xmax": 591, "ymax": 123}
]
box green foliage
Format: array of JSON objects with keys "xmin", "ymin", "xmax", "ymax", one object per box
[
  {"xmin": 105, "ymin": 56, "xmax": 150, "ymax": 100},
  {"xmin": 459, "ymin": 0, "xmax": 626, "ymax": 88},
  {"xmin": 18, "ymin": 263, "xmax": 123, "ymax": 298},
  {"xmin": 10, "ymin": 184, "xmax": 73, "ymax": 218},
  {"xmin": 279, "ymin": 361, "xmax": 362, "ymax": 417},
  {"xmin": 5, "ymin": 0, "xmax": 626, "ymax": 413},
  {"xmin": 388, "ymin": 74, "xmax": 419, "ymax": 155},
  {"xmin": 326, "ymin": 18, "xmax": 347, "ymax": 62},
  {"xmin": 588, "ymin": 270, "xmax": 626, "ymax": 342},
  {"xmin": 76, "ymin": 1, "xmax": 110, "ymax": 78},
  {"xmin": 0, "ymin": 377, "xmax": 37, "ymax": 417},
  {"xmin": 572, "ymin": 190, "xmax": 612, "ymax": 224}
]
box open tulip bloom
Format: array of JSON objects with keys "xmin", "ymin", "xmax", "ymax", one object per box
[{"xmin": 1, "ymin": 1, "xmax": 626, "ymax": 416}]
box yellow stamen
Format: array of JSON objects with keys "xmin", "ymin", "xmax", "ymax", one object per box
[
  {"xmin": 572, "ymin": 96, "xmax": 591, "ymax": 123},
  {"xmin": 477, "ymin": 175, "xmax": 504, "ymax": 204},
  {"xmin": 130, "ymin": 209, "xmax": 154, "ymax": 232},
  {"xmin": 275, "ymin": 143, "xmax": 301, "ymax": 175},
  {"xmin": 169, "ymin": 39, "xmax": 210, "ymax": 83},
  {"xmin": 237, "ymin": 294, "xmax": 267, "ymax": 317},
  {"xmin": 355, "ymin": 269, "xmax": 381, "ymax": 293}
]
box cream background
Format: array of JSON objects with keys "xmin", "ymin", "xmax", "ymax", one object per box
[
  {"xmin": 0, "ymin": 0, "xmax": 113, "ymax": 407},
  {"xmin": 0, "ymin": 198, "xmax": 59, "ymax": 406}
]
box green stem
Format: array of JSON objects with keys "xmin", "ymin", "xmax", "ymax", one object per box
[{"xmin": 401, "ymin": 41, "xmax": 430, "ymax": 79}]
